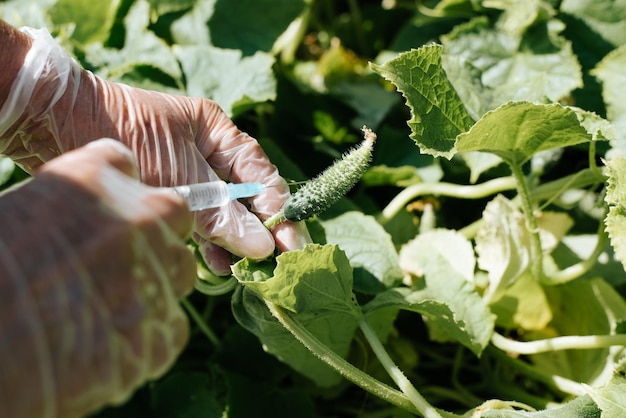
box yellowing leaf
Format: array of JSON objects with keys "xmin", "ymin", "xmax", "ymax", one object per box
[{"xmin": 475, "ymin": 195, "xmax": 530, "ymax": 303}]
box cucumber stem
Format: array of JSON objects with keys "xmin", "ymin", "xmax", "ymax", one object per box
[{"xmin": 265, "ymin": 300, "xmax": 422, "ymax": 414}]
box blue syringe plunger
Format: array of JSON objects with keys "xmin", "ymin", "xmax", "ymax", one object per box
[
  {"xmin": 172, "ymin": 181, "xmax": 267, "ymax": 211},
  {"xmin": 226, "ymin": 182, "xmax": 267, "ymax": 200}
]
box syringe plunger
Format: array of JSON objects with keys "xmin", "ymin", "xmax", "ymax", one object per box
[{"xmin": 172, "ymin": 181, "xmax": 266, "ymax": 211}]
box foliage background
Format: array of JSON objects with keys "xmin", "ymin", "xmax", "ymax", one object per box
[{"xmin": 3, "ymin": 0, "xmax": 626, "ymax": 417}]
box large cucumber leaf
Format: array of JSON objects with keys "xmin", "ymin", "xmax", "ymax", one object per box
[{"xmin": 370, "ymin": 45, "xmax": 474, "ymax": 158}]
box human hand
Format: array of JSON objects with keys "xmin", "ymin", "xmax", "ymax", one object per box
[
  {"xmin": 0, "ymin": 139, "xmax": 196, "ymax": 418},
  {"xmin": 0, "ymin": 26, "xmax": 310, "ymax": 275}
]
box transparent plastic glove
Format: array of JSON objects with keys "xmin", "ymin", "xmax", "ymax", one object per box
[
  {"xmin": 0, "ymin": 26, "xmax": 310, "ymax": 275},
  {"xmin": 0, "ymin": 139, "xmax": 196, "ymax": 418}
]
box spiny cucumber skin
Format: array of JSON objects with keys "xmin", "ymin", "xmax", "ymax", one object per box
[{"xmin": 283, "ymin": 137, "xmax": 375, "ymax": 222}]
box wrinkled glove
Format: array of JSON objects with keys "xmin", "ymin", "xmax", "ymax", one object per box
[
  {"xmin": 0, "ymin": 27, "xmax": 309, "ymax": 275},
  {"xmin": 0, "ymin": 139, "xmax": 196, "ymax": 418}
]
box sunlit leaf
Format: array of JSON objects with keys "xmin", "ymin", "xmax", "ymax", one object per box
[
  {"xmin": 48, "ymin": 0, "xmax": 120, "ymax": 45},
  {"xmin": 370, "ymin": 45, "xmax": 474, "ymax": 158},
  {"xmin": 605, "ymin": 158, "xmax": 626, "ymax": 270},
  {"xmin": 441, "ymin": 17, "xmax": 582, "ymax": 120},
  {"xmin": 395, "ymin": 229, "xmax": 494, "ymax": 355},
  {"xmin": 322, "ymin": 212, "xmax": 402, "ymax": 292},
  {"xmin": 561, "ymin": 0, "xmax": 626, "ymax": 47},
  {"xmin": 173, "ymin": 45, "xmax": 276, "ymax": 117},
  {"xmin": 585, "ymin": 360, "xmax": 626, "ymax": 417},
  {"xmin": 233, "ymin": 244, "xmax": 360, "ymax": 318},
  {"xmin": 528, "ymin": 278, "xmax": 626, "ymax": 384},
  {"xmin": 84, "ymin": 0, "xmax": 182, "ymax": 85},
  {"xmin": 592, "ymin": 44, "xmax": 626, "ymax": 158},
  {"xmin": 455, "ymin": 101, "xmax": 592, "ymax": 166}
]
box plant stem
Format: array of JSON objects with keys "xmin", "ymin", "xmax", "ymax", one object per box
[
  {"xmin": 509, "ymin": 163, "xmax": 544, "ymax": 282},
  {"xmin": 194, "ymin": 276, "xmax": 238, "ymax": 296},
  {"xmin": 380, "ymin": 176, "xmax": 517, "ymax": 223},
  {"xmin": 544, "ymin": 216, "xmax": 608, "ymax": 284},
  {"xmin": 182, "ymin": 298, "xmax": 221, "ymax": 347},
  {"xmin": 264, "ymin": 211, "xmax": 286, "ymax": 229},
  {"xmin": 486, "ymin": 346, "xmax": 587, "ymax": 397},
  {"xmin": 265, "ymin": 300, "xmax": 422, "ymax": 415},
  {"xmin": 491, "ymin": 332, "xmax": 626, "ymax": 355},
  {"xmin": 359, "ymin": 318, "xmax": 443, "ymax": 418}
]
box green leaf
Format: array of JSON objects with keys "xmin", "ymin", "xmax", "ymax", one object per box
[
  {"xmin": 321, "ymin": 212, "xmax": 403, "ymax": 292},
  {"xmin": 170, "ymin": 0, "xmax": 215, "ymax": 45},
  {"xmin": 84, "ymin": 0, "xmax": 182, "ymax": 85},
  {"xmin": 528, "ymin": 278, "xmax": 626, "ymax": 383},
  {"xmin": 485, "ymin": 0, "xmax": 555, "ymax": 36},
  {"xmin": 462, "ymin": 151, "xmax": 504, "ymax": 183},
  {"xmin": 173, "ymin": 45, "xmax": 276, "ymax": 117},
  {"xmin": 370, "ymin": 45, "xmax": 475, "ymax": 158},
  {"xmin": 232, "ymin": 244, "xmax": 360, "ymax": 318},
  {"xmin": 475, "ymin": 195, "xmax": 531, "ymax": 303},
  {"xmin": 604, "ymin": 158, "xmax": 626, "ymax": 270},
  {"xmin": 561, "ymin": 0, "xmax": 626, "ymax": 47},
  {"xmin": 364, "ymin": 286, "xmax": 492, "ymax": 357},
  {"xmin": 231, "ymin": 285, "xmax": 357, "ymax": 388},
  {"xmin": 585, "ymin": 359, "xmax": 626, "ymax": 417},
  {"xmin": 230, "ymin": 245, "xmax": 363, "ymax": 387},
  {"xmin": 592, "ymin": 44, "xmax": 626, "ymax": 157},
  {"xmin": 455, "ymin": 101, "xmax": 593, "ymax": 166},
  {"xmin": 490, "ymin": 270, "xmax": 552, "ymax": 331},
  {"xmin": 0, "ymin": 0, "xmax": 55, "ymax": 29},
  {"xmin": 395, "ymin": 229, "xmax": 495, "ymax": 355},
  {"xmin": 361, "ymin": 165, "xmax": 422, "ymax": 187},
  {"xmin": 329, "ymin": 80, "xmax": 400, "ymax": 130},
  {"xmin": 208, "ymin": 0, "xmax": 306, "ymax": 56},
  {"xmin": 48, "ymin": 0, "xmax": 120, "ymax": 45},
  {"xmin": 441, "ymin": 17, "xmax": 582, "ymax": 120}
]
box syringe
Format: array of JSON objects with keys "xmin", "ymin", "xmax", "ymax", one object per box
[{"xmin": 171, "ymin": 181, "xmax": 267, "ymax": 211}]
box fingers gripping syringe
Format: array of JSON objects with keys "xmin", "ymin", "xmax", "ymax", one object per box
[{"xmin": 172, "ymin": 181, "xmax": 267, "ymax": 211}]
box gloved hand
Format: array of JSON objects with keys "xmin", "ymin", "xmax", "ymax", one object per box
[
  {"xmin": 0, "ymin": 26, "xmax": 310, "ymax": 275},
  {"xmin": 0, "ymin": 139, "xmax": 196, "ymax": 418}
]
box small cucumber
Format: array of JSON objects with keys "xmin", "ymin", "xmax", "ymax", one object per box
[{"xmin": 265, "ymin": 126, "xmax": 376, "ymax": 228}]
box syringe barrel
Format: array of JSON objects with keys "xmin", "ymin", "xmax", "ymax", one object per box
[{"xmin": 173, "ymin": 181, "xmax": 230, "ymax": 210}]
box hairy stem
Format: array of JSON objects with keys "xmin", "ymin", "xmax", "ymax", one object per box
[
  {"xmin": 182, "ymin": 298, "xmax": 221, "ymax": 347},
  {"xmin": 510, "ymin": 163, "xmax": 544, "ymax": 282},
  {"xmin": 194, "ymin": 276, "xmax": 238, "ymax": 296},
  {"xmin": 359, "ymin": 318, "xmax": 443, "ymax": 418},
  {"xmin": 265, "ymin": 300, "xmax": 422, "ymax": 415},
  {"xmin": 380, "ymin": 176, "xmax": 517, "ymax": 222},
  {"xmin": 544, "ymin": 216, "xmax": 608, "ymax": 285},
  {"xmin": 486, "ymin": 346, "xmax": 587, "ymax": 397}
]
